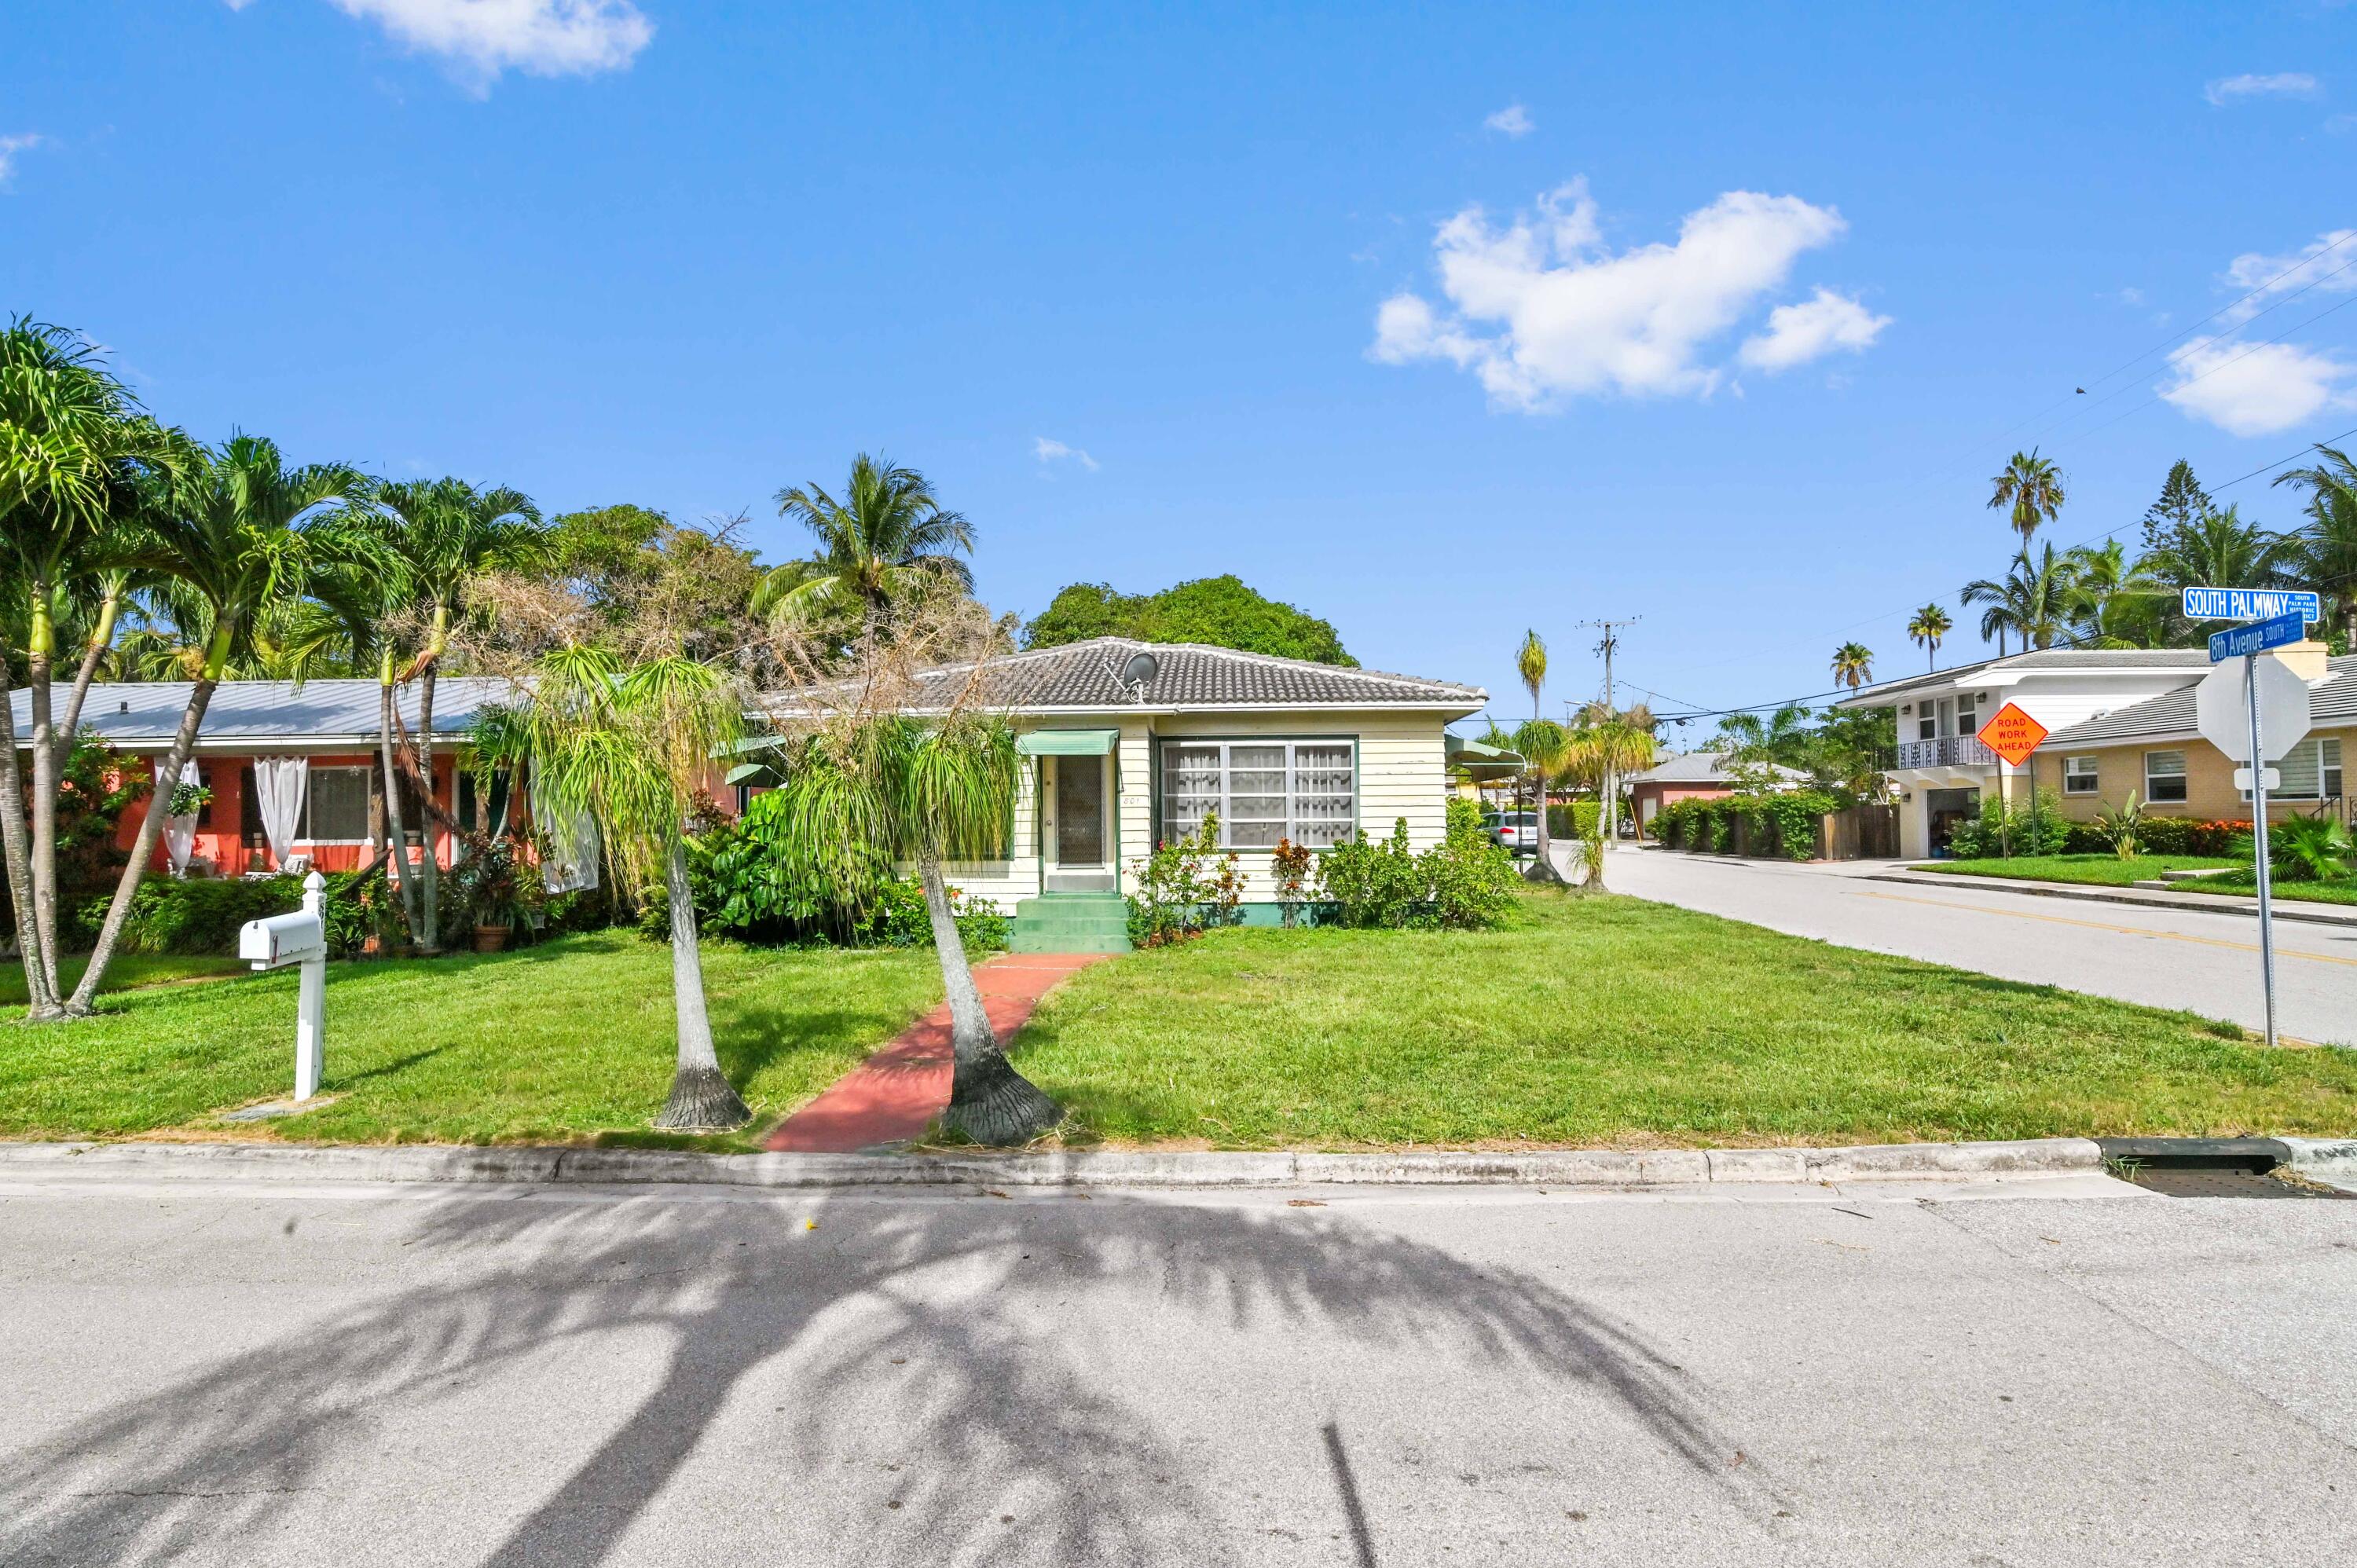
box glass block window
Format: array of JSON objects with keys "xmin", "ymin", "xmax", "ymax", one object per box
[
  {"xmin": 1158, "ymin": 739, "xmax": 1356, "ymax": 849},
  {"xmin": 2062, "ymin": 756, "xmax": 2099, "ymax": 795},
  {"xmin": 2143, "ymin": 750, "xmax": 2188, "ymax": 804}
]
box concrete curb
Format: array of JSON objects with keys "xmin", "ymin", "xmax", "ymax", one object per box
[
  {"xmin": 1870, "ymin": 870, "xmax": 2357, "ymax": 928},
  {"xmin": 0, "ymin": 1136, "xmax": 2110, "ymax": 1191},
  {"xmin": 2278, "ymin": 1137, "xmax": 2357, "ymax": 1178}
]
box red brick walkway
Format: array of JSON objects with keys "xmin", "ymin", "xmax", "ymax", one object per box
[{"xmin": 763, "ymin": 953, "xmax": 1112, "ymax": 1152}]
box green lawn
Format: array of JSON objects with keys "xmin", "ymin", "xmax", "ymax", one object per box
[
  {"xmin": 2178, "ymin": 871, "xmax": 2357, "ymax": 907},
  {"xmin": 0, "ymin": 931, "xmax": 944, "ymax": 1149},
  {"xmin": 1007, "ymin": 892, "xmax": 2357, "ymax": 1149},
  {"xmin": 1917, "ymin": 853, "xmax": 2242, "ymax": 886},
  {"xmin": 0, "ymin": 954, "xmax": 247, "ymax": 1008}
]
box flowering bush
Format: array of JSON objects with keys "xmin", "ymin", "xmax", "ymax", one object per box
[
  {"xmin": 1270, "ymin": 837, "xmax": 1314, "ymax": 928},
  {"xmin": 1126, "ymin": 812, "xmax": 1242, "ymax": 947}
]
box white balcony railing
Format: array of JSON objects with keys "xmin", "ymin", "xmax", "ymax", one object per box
[{"xmin": 1894, "ymin": 735, "xmax": 1996, "ymax": 770}]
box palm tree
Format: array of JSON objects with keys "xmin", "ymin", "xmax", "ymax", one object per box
[
  {"xmin": 60, "ymin": 435, "xmax": 378, "ymax": 1014},
  {"xmin": 1512, "ymin": 630, "xmax": 1559, "ymax": 877},
  {"xmin": 479, "ymin": 645, "xmax": 753, "ymax": 1128},
  {"xmin": 1713, "ymin": 702, "xmax": 1814, "ymax": 768},
  {"xmin": 1988, "ymin": 448, "xmax": 2065, "ymax": 544},
  {"xmin": 2142, "ymin": 504, "xmax": 2289, "ymax": 642},
  {"xmin": 2275, "ymin": 445, "xmax": 2357, "ymax": 648},
  {"xmin": 375, "ymin": 478, "xmax": 545, "ymax": 951},
  {"xmin": 1560, "ymin": 709, "xmax": 1655, "ymax": 882},
  {"xmin": 1963, "ymin": 544, "xmax": 2077, "ymax": 654},
  {"xmin": 1905, "ymin": 604, "xmax": 1951, "ymax": 671},
  {"xmin": 1509, "ymin": 718, "xmax": 1569, "ymax": 883},
  {"xmin": 757, "ymin": 455, "xmax": 976, "ymax": 632},
  {"xmin": 1828, "ymin": 642, "xmax": 1874, "ymax": 690},
  {"xmin": 2060, "ymin": 540, "xmax": 2162, "ymax": 649},
  {"xmin": 0, "ymin": 321, "xmax": 181, "ymax": 1012}
]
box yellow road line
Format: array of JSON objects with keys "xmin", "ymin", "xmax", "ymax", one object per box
[{"xmin": 1849, "ymin": 888, "xmax": 2357, "ymax": 969}]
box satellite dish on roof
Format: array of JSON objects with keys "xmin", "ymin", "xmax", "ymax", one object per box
[{"xmin": 1120, "ymin": 651, "xmax": 1160, "ymax": 691}]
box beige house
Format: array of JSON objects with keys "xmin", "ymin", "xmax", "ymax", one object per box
[
  {"xmin": 770, "ymin": 638, "xmax": 1486, "ymax": 950},
  {"xmin": 2038, "ymin": 643, "xmax": 2352, "ymax": 827}
]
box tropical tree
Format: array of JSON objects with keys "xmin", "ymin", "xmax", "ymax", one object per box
[
  {"xmin": 2061, "ymin": 539, "xmax": 2162, "ymax": 649},
  {"xmin": 0, "ymin": 320, "xmax": 180, "ymax": 1010},
  {"xmin": 2276, "ymin": 445, "xmax": 2357, "ymax": 649},
  {"xmin": 1988, "ymin": 448, "xmax": 2065, "ymax": 544},
  {"xmin": 375, "ymin": 478, "xmax": 545, "ymax": 950},
  {"xmin": 1905, "ymin": 604, "xmax": 1951, "ymax": 672},
  {"xmin": 63, "ymin": 434, "xmax": 377, "ymax": 1015},
  {"xmin": 1562, "ymin": 702, "xmax": 1655, "ymax": 866},
  {"xmin": 2140, "ymin": 460, "xmax": 2214, "ymax": 551},
  {"xmin": 1829, "ymin": 641, "xmax": 1874, "ymax": 690},
  {"xmin": 757, "ymin": 454, "xmax": 976, "ymax": 633},
  {"xmin": 1509, "ymin": 717, "xmax": 1569, "ymax": 883},
  {"xmin": 1963, "ymin": 544, "xmax": 2077, "ymax": 654},
  {"xmin": 2142, "ymin": 504, "xmax": 2289, "ymax": 643},
  {"xmin": 1713, "ymin": 702, "xmax": 1814, "ymax": 769},
  {"xmin": 478, "ymin": 645, "xmax": 753, "ymax": 1128},
  {"xmin": 1511, "ymin": 629, "xmax": 1560, "ymax": 880}
]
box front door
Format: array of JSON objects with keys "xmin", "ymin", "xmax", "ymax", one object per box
[{"xmin": 1054, "ymin": 756, "xmax": 1106, "ymax": 866}]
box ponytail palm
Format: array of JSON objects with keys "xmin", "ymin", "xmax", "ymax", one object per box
[{"xmin": 480, "ymin": 645, "xmax": 752, "ymax": 1129}]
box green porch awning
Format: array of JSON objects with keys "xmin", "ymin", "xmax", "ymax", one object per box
[{"xmin": 1016, "ymin": 728, "xmax": 1120, "ymax": 757}]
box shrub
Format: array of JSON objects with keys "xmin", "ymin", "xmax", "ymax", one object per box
[
  {"xmin": 1545, "ymin": 801, "xmax": 1600, "ymax": 840},
  {"xmin": 2090, "ymin": 793, "xmax": 2146, "ymax": 860},
  {"xmin": 1270, "ymin": 837, "xmax": 1314, "ymax": 928},
  {"xmin": 1946, "ymin": 789, "xmax": 2072, "ymax": 858},
  {"xmin": 86, "ymin": 875, "xmax": 302, "ymax": 957},
  {"xmin": 1127, "ymin": 812, "xmax": 1242, "ymax": 947},
  {"xmin": 1651, "ymin": 790, "xmax": 1838, "ymax": 860},
  {"xmin": 2267, "ymin": 813, "xmax": 2353, "ymax": 882},
  {"xmin": 847, "ymin": 875, "xmax": 1012, "ymax": 951},
  {"xmin": 1314, "ymin": 808, "xmax": 1516, "ymax": 930}
]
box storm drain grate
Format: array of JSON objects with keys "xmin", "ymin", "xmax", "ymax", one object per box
[
  {"xmin": 2117, "ymin": 1167, "xmax": 2351, "ymax": 1200},
  {"xmin": 2094, "ymin": 1138, "xmax": 2352, "ymax": 1199}
]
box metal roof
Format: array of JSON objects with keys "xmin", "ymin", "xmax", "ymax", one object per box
[
  {"xmin": 2043, "ymin": 657, "xmax": 2357, "ymax": 748},
  {"xmin": 1834, "ymin": 649, "xmax": 2213, "ymax": 709},
  {"xmin": 8, "ymin": 677, "xmax": 523, "ymax": 752},
  {"xmin": 769, "ymin": 638, "xmax": 1486, "ymax": 714}
]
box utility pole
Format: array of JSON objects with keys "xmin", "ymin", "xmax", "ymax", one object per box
[{"xmin": 1577, "ymin": 617, "xmax": 1641, "ymax": 849}]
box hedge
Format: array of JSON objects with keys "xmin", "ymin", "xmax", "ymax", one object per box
[
  {"xmin": 1650, "ymin": 790, "xmax": 1843, "ymax": 862},
  {"xmin": 1545, "ymin": 801, "xmax": 1602, "ymax": 840}
]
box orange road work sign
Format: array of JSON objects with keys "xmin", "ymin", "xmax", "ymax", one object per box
[{"xmin": 1977, "ymin": 702, "xmax": 2048, "ymax": 767}]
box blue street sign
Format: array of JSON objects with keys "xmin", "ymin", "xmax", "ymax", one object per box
[
  {"xmin": 2209, "ymin": 609, "xmax": 2308, "ymax": 662},
  {"xmin": 2181, "ymin": 587, "xmax": 2321, "ymax": 624}
]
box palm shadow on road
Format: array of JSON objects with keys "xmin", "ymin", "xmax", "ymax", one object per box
[{"xmin": 0, "ymin": 1186, "xmax": 1787, "ymax": 1565}]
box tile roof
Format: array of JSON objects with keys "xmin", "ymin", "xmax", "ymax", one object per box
[
  {"xmin": 774, "ymin": 638, "xmax": 1486, "ymax": 713},
  {"xmin": 2044, "ymin": 657, "xmax": 2357, "ymax": 747},
  {"xmin": 1835, "ymin": 649, "xmax": 2212, "ymax": 708},
  {"xmin": 1629, "ymin": 751, "xmax": 1807, "ymax": 784},
  {"xmin": 9, "ymin": 677, "xmax": 523, "ymax": 750}
]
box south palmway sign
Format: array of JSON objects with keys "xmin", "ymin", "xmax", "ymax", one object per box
[{"xmin": 1974, "ymin": 702, "xmax": 2047, "ymax": 768}]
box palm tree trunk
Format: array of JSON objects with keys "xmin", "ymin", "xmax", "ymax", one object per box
[
  {"xmin": 415, "ymin": 666, "xmax": 442, "ymax": 951},
  {"xmin": 653, "ymin": 838, "xmax": 750, "ymax": 1130},
  {"xmin": 377, "ymin": 672, "xmax": 420, "ymax": 942},
  {"xmin": 924, "ymin": 840, "xmax": 1059, "ymax": 1146},
  {"xmin": 54, "ymin": 587, "xmax": 121, "ymax": 755},
  {"xmin": 1523, "ymin": 765, "xmax": 1563, "ymax": 885},
  {"xmin": 0, "ymin": 658, "xmax": 61, "ymax": 1018},
  {"xmin": 25, "ymin": 589, "xmax": 62, "ymax": 998},
  {"xmin": 64, "ymin": 676, "xmax": 219, "ymax": 1015}
]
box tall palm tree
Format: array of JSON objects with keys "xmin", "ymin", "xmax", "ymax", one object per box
[
  {"xmin": 61, "ymin": 435, "xmax": 378, "ymax": 1017},
  {"xmin": 1963, "ymin": 544, "xmax": 2077, "ymax": 654},
  {"xmin": 2060, "ymin": 540, "xmax": 2162, "ymax": 649},
  {"xmin": 757, "ymin": 455, "xmax": 976, "ymax": 631},
  {"xmin": 1988, "ymin": 448, "xmax": 2065, "ymax": 544},
  {"xmin": 375, "ymin": 478, "xmax": 544, "ymax": 951},
  {"xmin": 2142, "ymin": 504, "xmax": 2289, "ymax": 643},
  {"xmin": 1511, "ymin": 630, "xmax": 1557, "ymax": 877},
  {"xmin": 2275, "ymin": 444, "xmax": 2357, "ymax": 648},
  {"xmin": 1829, "ymin": 641, "xmax": 1874, "ymax": 690},
  {"xmin": 1509, "ymin": 718, "xmax": 1570, "ymax": 884},
  {"xmin": 0, "ymin": 320, "xmax": 181, "ymax": 1011},
  {"xmin": 1713, "ymin": 702, "xmax": 1814, "ymax": 768},
  {"xmin": 1905, "ymin": 604, "xmax": 1951, "ymax": 671},
  {"xmin": 1560, "ymin": 709, "xmax": 1655, "ymax": 883},
  {"xmin": 478, "ymin": 645, "xmax": 753, "ymax": 1129}
]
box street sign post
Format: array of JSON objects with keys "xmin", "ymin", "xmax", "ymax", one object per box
[
  {"xmin": 2208, "ymin": 609, "xmax": 2307, "ymax": 663},
  {"xmin": 2191, "ymin": 651, "xmax": 2314, "ymax": 1051},
  {"xmin": 1974, "ymin": 702, "xmax": 2049, "ymax": 860},
  {"xmin": 2181, "ymin": 587, "xmax": 2322, "ymax": 625}
]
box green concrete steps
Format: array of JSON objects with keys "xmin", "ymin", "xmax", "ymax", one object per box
[{"xmin": 1010, "ymin": 892, "xmax": 1132, "ymax": 954}]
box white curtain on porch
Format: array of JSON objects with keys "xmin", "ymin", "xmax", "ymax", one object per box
[
  {"xmin": 252, "ymin": 757, "xmax": 308, "ymax": 870},
  {"xmin": 529, "ymin": 768, "xmax": 600, "ymax": 894},
  {"xmin": 153, "ymin": 758, "xmax": 202, "ymax": 876}
]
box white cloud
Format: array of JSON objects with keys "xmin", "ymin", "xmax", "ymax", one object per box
[
  {"xmin": 1483, "ymin": 104, "xmax": 1534, "ymax": 137},
  {"xmin": 1369, "ymin": 178, "xmax": 1864, "ymax": 408},
  {"xmin": 2220, "ymin": 227, "xmax": 2357, "ymax": 324},
  {"xmin": 2204, "ymin": 71, "xmax": 2319, "ymax": 105},
  {"xmin": 1033, "ymin": 438, "xmax": 1098, "ymax": 471},
  {"xmin": 0, "ymin": 134, "xmax": 45, "ymax": 188},
  {"xmin": 222, "ymin": 0, "xmax": 256, "ymax": 11},
  {"xmin": 2159, "ymin": 335, "xmax": 2355, "ymax": 435},
  {"xmin": 2117, "ymin": 285, "xmax": 2146, "ymax": 306},
  {"xmin": 1738, "ymin": 288, "xmax": 1890, "ymax": 372},
  {"xmin": 326, "ymin": 0, "xmax": 651, "ymax": 84}
]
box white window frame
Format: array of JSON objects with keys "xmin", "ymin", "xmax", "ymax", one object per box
[
  {"xmin": 297, "ymin": 764, "xmax": 374, "ymax": 844},
  {"xmin": 2062, "ymin": 756, "xmax": 2099, "ymax": 796},
  {"xmin": 1158, "ymin": 738, "xmax": 1357, "ymax": 850},
  {"xmin": 2143, "ymin": 749, "xmax": 2189, "ymax": 804}
]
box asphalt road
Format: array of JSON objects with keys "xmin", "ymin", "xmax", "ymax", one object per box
[
  {"xmin": 2, "ymin": 1175, "xmax": 2354, "ymax": 1566},
  {"xmin": 1599, "ymin": 847, "xmax": 2357, "ymax": 1048}
]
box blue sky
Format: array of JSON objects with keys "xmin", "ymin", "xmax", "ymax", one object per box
[{"xmin": 5, "ymin": 2, "xmax": 2355, "ymax": 733}]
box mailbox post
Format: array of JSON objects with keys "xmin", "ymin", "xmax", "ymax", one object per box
[{"xmin": 239, "ymin": 872, "xmax": 328, "ymax": 1102}]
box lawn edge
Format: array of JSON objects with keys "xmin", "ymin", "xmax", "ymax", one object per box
[
  {"xmin": 0, "ymin": 1135, "xmax": 2142, "ymax": 1189},
  {"xmin": 1878, "ymin": 870, "xmax": 2357, "ymax": 925}
]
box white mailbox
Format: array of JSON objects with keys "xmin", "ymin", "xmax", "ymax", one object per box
[{"xmin": 240, "ymin": 873, "xmax": 329, "ymax": 1102}]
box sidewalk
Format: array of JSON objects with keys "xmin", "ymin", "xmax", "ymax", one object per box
[
  {"xmin": 1870, "ymin": 866, "xmax": 2357, "ymax": 928},
  {"xmin": 763, "ymin": 953, "xmax": 1110, "ymax": 1152}
]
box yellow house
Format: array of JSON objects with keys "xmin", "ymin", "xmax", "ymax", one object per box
[{"xmin": 2036, "ymin": 643, "xmax": 2352, "ymax": 828}]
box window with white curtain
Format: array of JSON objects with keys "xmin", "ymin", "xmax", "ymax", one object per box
[
  {"xmin": 1159, "ymin": 739, "xmax": 1355, "ymax": 848},
  {"xmin": 2242, "ymin": 736, "xmax": 2344, "ymax": 801},
  {"xmin": 299, "ymin": 766, "xmax": 372, "ymax": 843}
]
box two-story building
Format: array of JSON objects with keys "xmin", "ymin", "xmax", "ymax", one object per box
[{"xmin": 1834, "ymin": 650, "xmax": 2215, "ymax": 858}]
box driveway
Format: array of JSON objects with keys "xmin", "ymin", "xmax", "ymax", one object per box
[
  {"xmin": 2, "ymin": 1174, "xmax": 2355, "ymax": 1565},
  {"xmin": 1593, "ymin": 847, "xmax": 2357, "ymax": 1047}
]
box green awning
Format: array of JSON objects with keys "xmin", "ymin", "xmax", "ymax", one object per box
[{"xmin": 1016, "ymin": 728, "xmax": 1120, "ymax": 757}]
